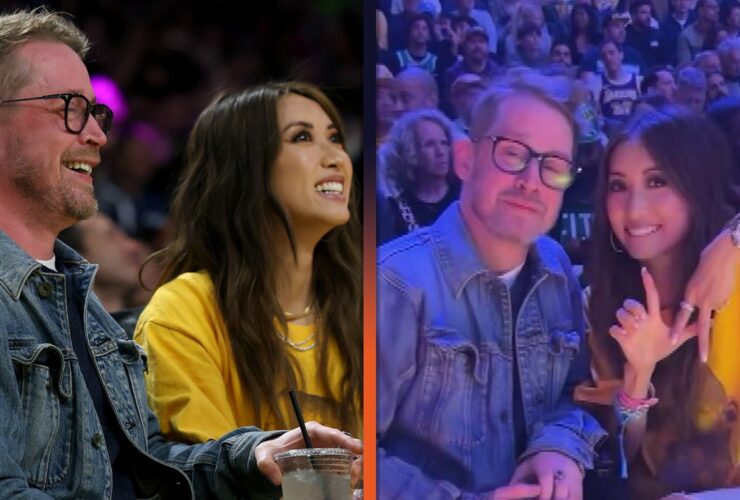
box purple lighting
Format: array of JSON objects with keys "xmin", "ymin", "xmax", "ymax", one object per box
[{"xmin": 91, "ymin": 74, "xmax": 128, "ymax": 123}]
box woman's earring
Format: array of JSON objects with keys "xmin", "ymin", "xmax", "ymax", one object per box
[{"xmin": 610, "ymin": 231, "xmax": 624, "ymax": 253}]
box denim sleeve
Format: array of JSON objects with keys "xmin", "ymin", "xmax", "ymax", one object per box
[
  {"xmin": 377, "ymin": 268, "xmax": 487, "ymax": 500},
  {"xmin": 146, "ymin": 405, "xmax": 284, "ymax": 500},
  {"xmin": 520, "ymin": 264, "xmax": 607, "ymax": 469},
  {"xmin": 0, "ymin": 338, "xmax": 55, "ymax": 499}
]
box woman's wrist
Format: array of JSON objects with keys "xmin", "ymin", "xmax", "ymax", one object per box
[{"xmin": 622, "ymin": 362, "xmax": 654, "ymax": 399}]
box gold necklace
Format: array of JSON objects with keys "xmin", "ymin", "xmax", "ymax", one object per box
[
  {"xmin": 283, "ymin": 302, "xmax": 313, "ymax": 321},
  {"xmin": 276, "ymin": 318, "xmax": 318, "ymax": 352}
]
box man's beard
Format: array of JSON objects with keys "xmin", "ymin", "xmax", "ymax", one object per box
[
  {"xmin": 13, "ymin": 173, "xmax": 98, "ymax": 221},
  {"xmin": 8, "ymin": 141, "xmax": 98, "ymax": 222}
]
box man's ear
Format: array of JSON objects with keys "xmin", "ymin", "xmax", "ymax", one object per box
[{"xmin": 454, "ymin": 137, "xmax": 474, "ymax": 181}]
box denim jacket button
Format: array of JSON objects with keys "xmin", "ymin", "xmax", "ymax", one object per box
[
  {"xmin": 92, "ymin": 432, "xmax": 104, "ymax": 449},
  {"xmin": 38, "ymin": 283, "xmax": 53, "ymax": 298}
]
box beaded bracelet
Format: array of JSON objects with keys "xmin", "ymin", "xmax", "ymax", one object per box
[{"xmin": 615, "ymin": 386, "xmax": 659, "ymax": 478}]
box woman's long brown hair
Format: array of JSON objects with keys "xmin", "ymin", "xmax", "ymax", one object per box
[
  {"xmin": 586, "ymin": 107, "xmax": 733, "ymax": 435},
  {"xmin": 149, "ymin": 82, "xmax": 362, "ymax": 433}
]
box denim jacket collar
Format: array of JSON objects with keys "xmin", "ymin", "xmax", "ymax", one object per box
[
  {"xmin": 0, "ymin": 230, "xmax": 90, "ymax": 300},
  {"xmin": 431, "ymin": 202, "xmax": 568, "ymax": 298}
]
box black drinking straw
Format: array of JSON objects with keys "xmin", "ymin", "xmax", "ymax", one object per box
[{"xmin": 289, "ymin": 389, "xmax": 313, "ymax": 448}]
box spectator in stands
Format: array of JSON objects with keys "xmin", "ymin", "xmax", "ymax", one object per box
[
  {"xmin": 675, "ymin": 65, "xmax": 708, "ymax": 112},
  {"xmin": 569, "ymin": 4, "xmax": 601, "ymax": 65},
  {"xmin": 59, "ymin": 214, "xmax": 149, "ymax": 312},
  {"xmin": 627, "ymin": 0, "xmax": 667, "ymax": 68},
  {"xmin": 694, "ymin": 49, "xmax": 723, "ymax": 74},
  {"xmin": 580, "ymin": 13, "xmax": 646, "ymax": 77},
  {"xmin": 377, "ymin": 65, "xmax": 404, "ymax": 146},
  {"xmin": 377, "ymin": 78, "xmax": 606, "ymax": 499},
  {"xmin": 702, "ymin": 24, "xmax": 731, "ymax": 50},
  {"xmin": 376, "ymin": 109, "xmax": 460, "ymax": 245},
  {"xmin": 487, "ymin": 0, "xmax": 522, "ymax": 27},
  {"xmin": 442, "ymin": 27, "xmax": 501, "ymax": 111},
  {"xmin": 511, "ymin": 22, "xmax": 550, "ymax": 69},
  {"xmin": 450, "ymin": 0, "xmax": 498, "ymax": 55},
  {"xmin": 677, "ymin": 0, "xmax": 720, "ymax": 66},
  {"xmin": 718, "ymin": 37, "xmax": 740, "ymax": 96},
  {"xmin": 504, "ymin": 1, "xmax": 555, "ymax": 66},
  {"xmin": 579, "ymin": 107, "xmax": 740, "ymax": 500},
  {"xmin": 660, "ymin": 0, "xmax": 696, "ymax": 66},
  {"xmin": 450, "ymin": 13, "xmax": 477, "ymax": 44},
  {"xmin": 95, "ymin": 121, "xmax": 173, "ymax": 241},
  {"xmin": 431, "ymin": 12, "xmax": 463, "ymax": 72},
  {"xmin": 550, "ymin": 38, "xmax": 576, "ymax": 76},
  {"xmin": 707, "ymin": 70, "xmax": 730, "ymax": 102},
  {"xmin": 396, "ymin": 66, "xmax": 440, "ymax": 112},
  {"xmin": 387, "ymin": 13, "xmax": 440, "ymax": 75},
  {"xmin": 135, "ymin": 83, "xmax": 363, "ymax": 444},
  {"xmin": 595, "ymin": 40, "xmax": 643, "ymax": 135},
  {"xmin": 641, "ymin": 66, "xmax": 677, "ymax": 100},
  {"xmin": 388, "ymin": 0, "xmax": 423, "ymax": 51},
  {"xmin": 720, "ymin": 0, "xmax": 740, "ymax": 38},
  {"xmin": 449, "ymin": 73, "xmax": 487, "ymax": 136}
]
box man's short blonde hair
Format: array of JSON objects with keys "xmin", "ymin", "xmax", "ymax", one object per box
[
  {"xmin": 469, "ymin": 72, "xmax": 577, "ymax": 152},
  {"xmin": 0, "ymin": 7, "xmax": 89, "ymax": 98}
]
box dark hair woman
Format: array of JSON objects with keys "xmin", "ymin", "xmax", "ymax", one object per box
[
  {"xmin": 568, "ymin": 3, "xmax": 600, "ymax": 65},
  {"xmin": 578, "ymin": 107, "xmax": 740, "ymax": 499},
  {"xmin": 134, "ymin": 82, "xmax": 362, "ymax": 443}
]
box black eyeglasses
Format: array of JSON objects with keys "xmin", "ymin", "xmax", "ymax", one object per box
[
  {"xmin": 476, "ymin": 135, "xmax": 581, "ymax": 190},
  {"xmin": 0, "ymin": 93, "xmax": 113, "ymax": 136}
]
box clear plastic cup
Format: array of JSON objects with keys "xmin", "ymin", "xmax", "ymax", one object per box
[{"xmin": 273, "ymin": 448, "xmax": 353, "ymax": 500}]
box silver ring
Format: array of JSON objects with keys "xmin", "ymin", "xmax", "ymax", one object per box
[
  {"xmin": 554, "ymin": 469, "xmax": 565, "ymax": 481},
  {"xmin": 679, "ymin": 301, "xmax": 696, "ymax": 314}
]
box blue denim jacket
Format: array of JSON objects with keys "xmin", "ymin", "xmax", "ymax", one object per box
[
  {"xmin": 377, "ymin": 203, "xmax": 606, "ymax": 499},
  {"xmin": 0, "ymin": 231, "xmax": 283, "ymax": 499}
]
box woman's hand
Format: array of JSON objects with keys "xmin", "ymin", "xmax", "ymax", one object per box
[
  {"xmin": 610, "ymin": 268, "xmax": 696, "ymax": 376},
  {"xmin": 671, "ymin": 227, "xmax": 739, "ymax": 362},
  {"xmin": 254, "ymin": 421, "xmax": 363, "ymax": 485}
]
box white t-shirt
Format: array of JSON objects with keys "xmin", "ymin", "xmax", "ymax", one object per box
[
  {"xmin": 498, "ymin": 261, "xmax": 526, "ymax": 288},
  {"xmin": 36, "ymin": 255, "xmax": 57, "ymax": 272}
]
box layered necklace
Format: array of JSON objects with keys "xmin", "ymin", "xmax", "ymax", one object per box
[{"xmin": 277, "ymin": 301, "xmax": 317, "ymax": 351}]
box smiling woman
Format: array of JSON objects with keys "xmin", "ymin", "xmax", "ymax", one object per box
[
  {"xmin": 132, "ymin": 82, "xmax": 362, "ymax": 444},
  {"xmin": 579, "ymin": 107, "xmax": 740, "ymax": 499}
]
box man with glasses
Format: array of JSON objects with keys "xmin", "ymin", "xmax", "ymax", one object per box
[
  {"xmin": 377, "ymin": 79, "xmax": 605, "ymax": 498},
  {"xmin": 0, "ymin": 8, "xmax": 361, "ymax": 499}
]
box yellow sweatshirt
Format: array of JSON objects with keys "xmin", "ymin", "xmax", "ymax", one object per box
[{"xmin": 134, "ymin": 271, "xmax": 353, "ymax": 443}]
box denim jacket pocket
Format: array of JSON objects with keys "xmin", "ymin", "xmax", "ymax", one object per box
[
  {"xmin": 547, "ymin": 329, "xmax": 581, "ymax": 405},
  {"xmin": 417, "ymin": 327, "xmax": 489, "ymax": 450},
  {"xmin": 9, "ymin": 340, "xmax": 74, "ymax": 487}
]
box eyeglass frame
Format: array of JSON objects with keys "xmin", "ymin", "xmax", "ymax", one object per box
[
  {"xmin": 472, "ymin": 134, "xmax": 581, "ymax": 190},
  {"xmin": 0, "ymin": 93, "xmax": 113, "ymax": 136}
]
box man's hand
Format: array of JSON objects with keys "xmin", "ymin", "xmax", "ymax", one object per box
[
  {"xmin": 489, "ymin": 483, "xmax": 542, "ymax": 499},
  {"xmin": 254, "ymin": 421, "xmax": 363, "ymax": 485},
  {"xmin": 509, "ymin": 451, "xmax": 584, "ymax": 500},
  {"xmin": 671, "ymin": 227, "xmax": 738, "ymax": 362}
]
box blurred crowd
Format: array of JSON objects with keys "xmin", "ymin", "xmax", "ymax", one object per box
[
  {"xmin": 375, "ymin": 0, "xmax": 740, "ymax": 265},
  {"xmin": 1, "ymin": 0, "xmax": 361, "ymax": 312}
]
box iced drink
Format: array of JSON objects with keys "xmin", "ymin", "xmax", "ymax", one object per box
[{"xmin": 274, "ymin": 448, "xmax": 353, "ymax": 500}]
